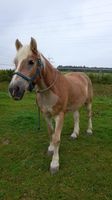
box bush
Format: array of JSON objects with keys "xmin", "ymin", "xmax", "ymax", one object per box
[
  {"xmin": 87, "ymin": 72, "xmax": 112, "ymax": 84},
  {"xmin": 0, "ymin": 69, "xmax": 14, "ymax": 82}
]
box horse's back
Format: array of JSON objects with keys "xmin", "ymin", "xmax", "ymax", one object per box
[{"xmin": 65, "ymin": 72, "xmax": 88, "ymax": 85}]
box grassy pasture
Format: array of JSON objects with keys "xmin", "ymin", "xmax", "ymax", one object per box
[{"xmin": 0, "ymin": 81, "xmax": 112, "ymax": 200}]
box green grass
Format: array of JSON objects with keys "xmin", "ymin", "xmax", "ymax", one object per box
[{"xmin": 0, "ymin": 82, "xmax": 112, "ymax": 200}]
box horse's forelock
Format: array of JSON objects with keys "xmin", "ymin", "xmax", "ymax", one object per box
[{"xmin": 16, "ymin": 45, "xmax": 32, "ymax": 63}]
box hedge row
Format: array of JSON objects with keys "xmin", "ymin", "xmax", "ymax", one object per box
[
  {"xmin": 0, "ymin": 69, "xmax": 112, "ymax": 84},
  {"xmin": 0, "ymin": 69, "xmax": 14, "ymax": 82}
]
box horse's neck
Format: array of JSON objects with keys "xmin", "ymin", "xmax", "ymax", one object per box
[
  {"xmin": 36, "ymin": 55, "xmax": 60, "ymax": 91},
  {"xmin": 44, "ymin": 56, "xmax": 57, "ymax": 78}
]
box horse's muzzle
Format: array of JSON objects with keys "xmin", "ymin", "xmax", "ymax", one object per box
[{"xmin": 8, "ymin": 83, "xmax": 25, "ymax": 100}]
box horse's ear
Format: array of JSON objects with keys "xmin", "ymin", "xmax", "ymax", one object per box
[
  {"xmin": 30, "ymin": 37, "xmax": 37, "ymax": 54},
  {"xmin": 15, "ymin": 39, "xmax": 23, "ymax": 51}
]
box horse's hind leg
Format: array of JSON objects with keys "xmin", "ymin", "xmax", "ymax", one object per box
[
  {"xmin": 86, "ymin": 102, "xmax": 93, "ymax": 135},
  {"xmin": 71, "ymin": 110, "xmax": 80, "ymax": 139}
]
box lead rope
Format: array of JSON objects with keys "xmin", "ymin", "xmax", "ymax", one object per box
[
  {"xmin": 36, "ymin": 70, "xmax": 58, "ymax": 93},
  {"xmin": 37, "ymin": 106, "xmax": 41, "ymax": 130},
  {"xmin": 35, "ymin": 98, "xmax": 41, "ymax": 130}
]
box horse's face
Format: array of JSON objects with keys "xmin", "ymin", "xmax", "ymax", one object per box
[{"xmin": 9, "ymin": 37, "xmax": 39, "ymax": 100}]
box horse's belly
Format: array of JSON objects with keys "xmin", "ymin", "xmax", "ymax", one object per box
[
  {"xmin": 66, "ymin": 93, "xmax": 87, "ymax": 112},
  {"xmin": 66, "ymin": 102, "xmax": 81, "ymax": 112}
]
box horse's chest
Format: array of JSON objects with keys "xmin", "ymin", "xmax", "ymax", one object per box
[{"xmin": 37, "ymin": 92, "xmax": 59, "ymax": 114}]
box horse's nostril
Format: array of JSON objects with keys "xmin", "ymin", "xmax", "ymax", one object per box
[
  {"xmin": 9, "ymin": 82, "xmax": 25, "ymax": 100},
  {"xmin": 15, "ymin": 86, "xmax": 20, "ymax": 92},
  {"xmin": 9, "ymin": 85, "xmax": 20, "ymax": 97},
  {"xmin": 13, "ymin": 86, "xmax": 20, "ymax": 96}
]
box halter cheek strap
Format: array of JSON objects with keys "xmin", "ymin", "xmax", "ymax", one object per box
[{"xmin": 13, "ymin": 59, "xmax": 44, "ymax": 91}]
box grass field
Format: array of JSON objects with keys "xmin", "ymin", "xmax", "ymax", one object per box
[{"xmin": 0, "ymin": 81, "xmax": 112, "ymax": 200}]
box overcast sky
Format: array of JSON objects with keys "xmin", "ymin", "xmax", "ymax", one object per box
[{"xmin": 0, "ymin": 0, "xmax": 112, "ymax": 69}]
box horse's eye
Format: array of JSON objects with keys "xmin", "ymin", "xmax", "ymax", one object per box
[{"xmin": 28, "ymin": 60, "xmax": 34, "ymax": 65}]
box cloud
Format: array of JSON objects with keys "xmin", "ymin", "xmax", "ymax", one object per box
[{"xmin": 0, "ymin": 0, "xmax": 112, "ymax": 68}]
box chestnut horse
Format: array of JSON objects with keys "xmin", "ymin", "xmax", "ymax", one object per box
[{"xmin": 9, "ymin": 37, "xmax": 93, "ymax": 173}]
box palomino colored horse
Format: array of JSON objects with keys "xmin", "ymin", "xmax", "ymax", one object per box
[{"xmin": 9, "ymin": 37, "xmax": 93, "ymax": 173}]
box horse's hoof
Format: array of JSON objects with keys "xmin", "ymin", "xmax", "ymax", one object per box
[
  {"xmin": 50, "ymin": 165, "xmax": 59, "ymax": 174},
  {"xmin": 47, "ymin": 150, "xmax": 54, "ymax": 156},
  {"xmin": 86, "ymin": 129, "xmax": 93, "ymax": 135},
  {"xmin": 70, "ymin": 133, "xmax": 77, "ymax": 140}
]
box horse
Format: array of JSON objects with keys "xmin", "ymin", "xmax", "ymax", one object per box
[{"xmin": 9, "ymin": 37, "xmax": 93, "ymax": 173}]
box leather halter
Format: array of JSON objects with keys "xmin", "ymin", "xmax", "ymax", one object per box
[
  {"xmin": 13, "ymin": 59, "xmax": 44, "ymax": 91},
  {"xmin": 13, "ymin": 58, "xmax": 58, "ymax": 93}
]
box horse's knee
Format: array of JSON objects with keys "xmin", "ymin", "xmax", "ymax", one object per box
[{"xmin": 52, "ymin": 134, "xmax": 60, "ymax": 145}]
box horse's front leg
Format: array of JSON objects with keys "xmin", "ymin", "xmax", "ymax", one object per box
[
  {"xmin": 50, "ymin": 112, "xmax": 64, "ymax": 174},
  {"xmin": 45, "ymin": 115, "xmax": 54, "ymax": 155}
]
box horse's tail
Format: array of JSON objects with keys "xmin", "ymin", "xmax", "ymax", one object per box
[
  {"xmin": 87, "ymin": 76, "xmax": 93, "ymax": 103},
  {"xmin": 88, "ymin": 77, "xmax": 93, "ymax": 102},
  {"xmin": 83, "ymin": 73, "xmax": 93, "ymax": 104}
]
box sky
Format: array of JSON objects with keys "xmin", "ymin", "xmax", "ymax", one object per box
[{"xmin": 0, "ymin": 0, "xmax": 112, "ymax": 69}]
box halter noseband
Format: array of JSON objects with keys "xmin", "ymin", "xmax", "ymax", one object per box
[{"xmin": 13, "ymin": 59, "xmax": 44, "ymax": 91}]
